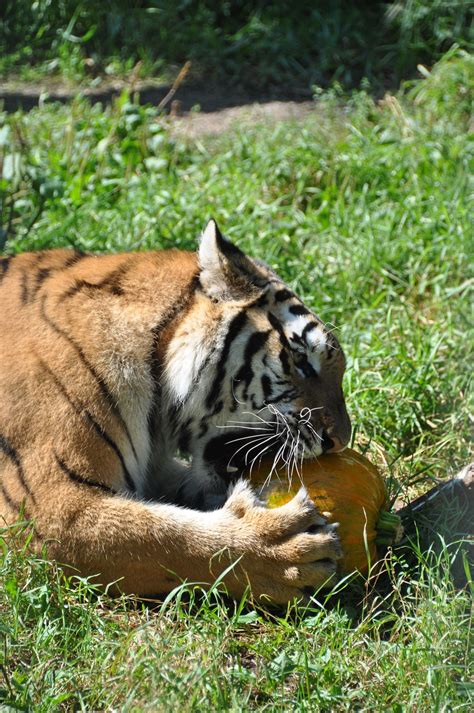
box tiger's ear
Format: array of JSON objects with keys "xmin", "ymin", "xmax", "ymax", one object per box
[{"xmin": 198, "ymin": 219, "xmax": 267, "ymax": 302}]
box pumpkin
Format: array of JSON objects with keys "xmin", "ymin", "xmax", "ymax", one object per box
[{"xmin": 250, "ymin": 448, "xmax": 402, "ymax": 575}]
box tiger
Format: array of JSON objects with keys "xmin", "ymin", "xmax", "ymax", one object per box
[{"xmin": 0, "ymin": 220, "xmax": 351, "ymax": 604}]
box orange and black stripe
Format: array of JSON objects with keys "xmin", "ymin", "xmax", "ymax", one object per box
[
  {"xmin": 39, "ymin": 296, "xmax": 139, "ymax": 464},
  {"xmin": 0, "ymin": 433, "xmax": 36, "ymax": 512},
  {"xmin": 54, "ymin": 452, "xmax": 116, "ymax": 494},
  {"xmin": 38, "ymin": 358, "xmax": 136, "ymax": 493}
]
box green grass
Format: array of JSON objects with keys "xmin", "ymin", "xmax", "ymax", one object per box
[
  {"xmin": 1, "ymin": 526, "xmax": 472, "ymax": 710},
  {"xmin": 1, "ymin": 49, "xmax": 473, "ymax": 709}
]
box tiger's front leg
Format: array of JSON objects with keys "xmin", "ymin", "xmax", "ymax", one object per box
[{"xmin": 2, "ymin": 468, "xmax": 341, "ymax": 603}]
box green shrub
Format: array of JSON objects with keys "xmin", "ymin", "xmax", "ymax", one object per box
[{"xmin": 1, "ymin": 1, "xmax": 472, "ymax": 88}]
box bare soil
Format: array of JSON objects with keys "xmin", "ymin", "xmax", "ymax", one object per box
[
  {"xmin": 0, "ymin": 77, "xmax": 315, "ymax": 136},
  {"xmin": 171, "ymin": 100, "xmax": 315, "ymax": 137}
]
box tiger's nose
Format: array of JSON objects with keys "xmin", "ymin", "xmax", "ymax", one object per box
[{"xmin": 321, "ymin": 431, "xmax": 347, "ymax": 453}]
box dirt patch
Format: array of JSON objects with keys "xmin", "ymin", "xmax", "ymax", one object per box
[
  {"xmin": 171, "ymin": 100, "xmax": 315, "ymax": 138},
  {"xmin": 0, "ymin": 78, "xmax": 317, "ymax": 137}
]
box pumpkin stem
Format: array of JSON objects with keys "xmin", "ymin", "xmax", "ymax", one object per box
[{"xmin": 375, "ymin": 509, "xmax": 404, "ymax": 545}]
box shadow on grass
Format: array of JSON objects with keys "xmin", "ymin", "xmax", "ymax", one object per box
[{"xmin": 0, "ymin": 79, "xmax": 314, "ymax": 114}]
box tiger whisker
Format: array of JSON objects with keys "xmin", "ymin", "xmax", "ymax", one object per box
[
  {"xmin": 298, "ymin": 434, "xmax": 305, "ymax": 478},
  {"xmin": 246, "ymin": 430, "xmax": 292, "ymax": 488},
  {"xmin": 216, "ymin": 424, "xmax": 273, "ymax": 432},
  {"xmin": 279, "ymin": 413, "xmax": 294, "ymax": 438},
  {"xmin": 247, "ymin": 440, "xmax": 278, "ymax": 479},
  {"xmin": 299, "ymin": 406, "xmax": 323, "ymax": 419},
  {"xmin": 292, "ymin": 433, "xmax": 302, "ymax": 479},
  {"xmin": 243, "ymin": 433, "xmax": 281, "ymax": 464},
  {"xmin": 231, "ymin": 377, "xmax": 246, "ymax": 405},
  {"xmin": 225, "ymin": 433, "xmax": 273, "ymax": 447},
  {"xmin": 287, "ymin": 432, "xmax": 301, "ymax": 487},
  {"xmin": 241, "ymin": 410, "xmax": 274, "ymax": 427},
  {"xmin": 244, "ymin": 433, "xmax": 280, "ymax": 469},
  {"xmin": 267, "ymin": 403, "xmax": 286, "ymax": 420},
  {"xmin": 225, "ymin": 432, "xmax": 280, "ymax": 475},
  {"xmin": 298, "ymin": 418, "xmax": 322, "ymax": 443},
  {"xmin": 277, "ymin": 442, "xmax": 293, "ymax": 483},
  {"xmin": 268, "ymin": 404, "xmax": 292, "ymax": 436},
  {"xmin": 262, "ymin": 428, "xmax": 295, "ymax": 490},
  {"xmin": 259, "ymin": 452, "xmax": 284, "ymax": 490},
  {"xmin": 265, "ymin": 434, "xmax": 291, "ymax": 484},
  {"xmin": 225, "ymin": 418, "xmax": 273, "ymax": 426},
  {"xmin": 303, "ymin": 422, "xmax": 322, "ymax": 442},
  {"xmin": 298, "ymin": 440, "xmax": 305, "ymax": 482},
  {"xmin": 227, "ymin": 432, "xmax": 280, "ymax": 462},
  {"xmin": 280, "ymin": 433, "xmax": 294, "ymax": 467},
  {"xmin": 224, "ymin": 439, "xmax": 268, "ymax": 473}
]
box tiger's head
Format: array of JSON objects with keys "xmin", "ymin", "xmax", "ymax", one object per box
[{"xmin": 163, "ymin": 220, "xmax": 351, "ymax": 485}]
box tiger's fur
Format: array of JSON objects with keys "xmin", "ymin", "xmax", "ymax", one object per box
[{"xmin": 0, "ymin": 221, "xmax": 351, "ymax": 603}]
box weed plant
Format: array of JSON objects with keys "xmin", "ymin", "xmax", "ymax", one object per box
[
  {"xmin": 0, "ymin": 49, "xmax": 473, "ymax": 709},
  {"xmin": 1, "ymin": 523, "xmax": 472, "ymax": 709},
  {"xmin": 1, "ymin": 1, "xmax": 473, "ymax": 89}
]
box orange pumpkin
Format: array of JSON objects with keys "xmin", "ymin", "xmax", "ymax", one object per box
[{"xmin": 250, "ymin": 448, "xmax": 401, "ymax": 574}]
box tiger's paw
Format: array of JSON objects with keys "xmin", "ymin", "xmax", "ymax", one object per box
[{"xmin": 219, "ymin": 480, "xmax": 342, "ymax": 604}]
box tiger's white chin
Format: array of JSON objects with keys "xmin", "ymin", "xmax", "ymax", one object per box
[
  {"xmin": 303, "ymin": 444, "xmax": 324, "ymax": 460},
  {"xmin": 300, "ymin": 429, "xmax": 325, "ymax": 460}
]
